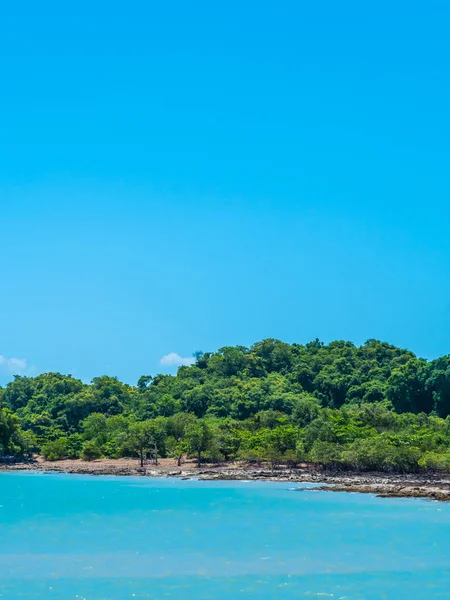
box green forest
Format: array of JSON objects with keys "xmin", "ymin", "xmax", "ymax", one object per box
[{"xmin": 2, "ymin": 338, "xmax": 450, "ymax": 473}]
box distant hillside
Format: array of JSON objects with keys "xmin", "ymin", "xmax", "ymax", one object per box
[{"xmin": 1, "ymin": 339, "xmax": 450, "ymax": 473}]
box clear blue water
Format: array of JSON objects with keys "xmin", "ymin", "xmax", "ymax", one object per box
[{"xmin": 1, "ymin": 472, "xmax": 450, "ymax": 599}]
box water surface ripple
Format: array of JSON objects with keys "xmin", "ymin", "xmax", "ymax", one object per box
[{"xmin": 1, "ymin": 472, "xmax": 449, "ymax": 598}]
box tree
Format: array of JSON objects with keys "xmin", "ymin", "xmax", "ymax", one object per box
[
  {"xmin": 250, "ymin": 339, "xmax": 293, "ymax": 373},
  {"xmin": 91, "ymin": 375, "xmax": 130, "ymax": 414},
  {"xmin": 2, "ymin": 376, "xmax": 36, "ymax": 411},
  {"xmin": 81, "ymin": 413, "xmax": 108, "ymax": 446},
  {"xmin": 386, "ymin": 359, "xmax": 432, "ymax": 414},
  {"xmin": 125, "ymin": 420, "xmax": 167, "ymax": 467},
  {"xmin": 0, "ymin": 408, "xmax": 31, "ymax": 457},
  {"xmin": 137, "ymin": 375, "xmax": 152, "ymax": 391},
  {"xmin": 126, "ymin": 422, "xmax": 152, "ymax": 467},
  {"xmin": 292, "ymin": 394, "xmax": 322, "ymax": 427},
  {"xmin": 167, "ymin": 413, "xmax": 197, "ymax": 466},
  {"xmin": 426, "ymin": 356, "xmax": 450, "ymax": 417},
  {"xmin": 185, "ymin": 419, "xmax": 212, "ymax": 467},
  {"xmin": 166, "ymin": 436, "xmax": 187, "ymax": 467},
  {"xmin": 181, "ymin": 386, "xmax": 211, "ymax": 417}
]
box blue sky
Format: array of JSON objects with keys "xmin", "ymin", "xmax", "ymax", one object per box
[{"xmin": 1, "ymin": 1, "xmax": 449, "ymax": 385}]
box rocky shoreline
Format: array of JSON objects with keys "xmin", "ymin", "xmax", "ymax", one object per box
[
  {"xmin": 200, "ymin": 469, "xmax": 450, "ymax": 502},
  {"xmin": 2, "ymin": 458, "xmax": 450, "ymax": 502}
]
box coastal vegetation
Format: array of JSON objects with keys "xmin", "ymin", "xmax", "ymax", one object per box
[{"xmin": 2, "ymin": 339, "xmax": 450, "ymax": 473}]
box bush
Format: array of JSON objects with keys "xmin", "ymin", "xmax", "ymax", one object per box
[
  {"xmin": 418, "ymin": 452, "xmax": 450, "ymax": 472},
  {"xmin": 41, "ymin": 438, "xmax": 69, "ymax": 461},
  {"xmin": 342, "ymin": 437, "xmax": 421, "ymax": 473},
  {"xmin": 203, "ymin": 438, "xmax": 225, "ymax": 463},
  {"xmin": 66, "ymin": 434, "xmax": 84, "ymax": 458},
  {"xmin": 80, "ymin": 441, "xmax": 102, "ymax": 461},
  {"xmin": 264, "ymin": 446, "xmax": 282, "ymax": 470},
  {"xmin": 238, "ymin": 448, "xmax": 265, "ymax": 464},
  {"xmin": 308, "ymin": 440, "xmax": 342, "ymax": 468},
  {"xmin": 282, "ymin": 449, "xmax": 300, "ymax": 467},
  {"xmin": 102, "ymin": 439, "xmax": 122, "ymax": 458}
]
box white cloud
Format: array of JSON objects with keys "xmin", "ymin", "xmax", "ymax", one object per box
[
  {"xmin": 160, "ymin": 352, "xmax": 195, "ymax": 367},
  {"xmin": 0, "ymin": 355, "xmax": 28, "ymax": 374},
  {"xmin": 7, "ymin": 357, "xmax": 27, "ymax": 372}
]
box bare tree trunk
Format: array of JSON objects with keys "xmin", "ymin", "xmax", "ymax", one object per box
[
  {"xmin": 140, "ymin": 446, "xmax": 144, "ymax": 468},
  {"xmin": 197, "ymin": 449, "xmax": 201, "ymax": 468},
  {"xmin": 154, "ymin": 443, "xmax": 158, "ymax": 466},
  {"xmin": 177, "ymin": 455, "xmax": 182, "ymax": 467}
]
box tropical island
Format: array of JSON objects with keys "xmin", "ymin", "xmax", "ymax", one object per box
[{"xmin": 2, "ymin": 338, "xmax": 450, "ymax": 498}]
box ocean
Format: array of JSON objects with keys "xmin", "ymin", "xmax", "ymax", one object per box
[{"xmin": 1, "ymin": 472, "xmax": 449, "ymax": 599}]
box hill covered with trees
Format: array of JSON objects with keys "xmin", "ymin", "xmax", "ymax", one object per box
[{"xmin": 2, "ymin": 338, "xmax": 450, "ymax": 472}]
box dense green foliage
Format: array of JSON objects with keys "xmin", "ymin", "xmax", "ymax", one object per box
[{"xmin": 2, "ymin": 338, "xmax": 450, "ymax": 472}]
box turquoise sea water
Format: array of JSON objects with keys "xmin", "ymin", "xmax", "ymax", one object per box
[{"xmin": 1, "ymin": 473, "xmax": 450, "ymax": 599}]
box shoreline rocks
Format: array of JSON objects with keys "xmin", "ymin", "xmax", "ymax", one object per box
[{"xmin": 2, "ymin": 459, "xmax": 450, "ymax": 502}]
